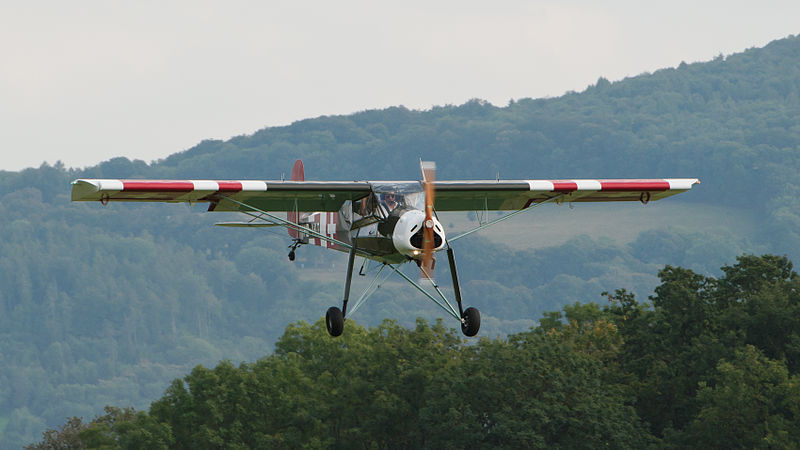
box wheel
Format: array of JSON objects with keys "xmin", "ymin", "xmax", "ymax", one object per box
[
  {"xmin": 461, "ymin": 307, "xmax": 480, "ymax": 337},
  {"xmin": 326, "ymin": 306, "xmax": 344, "ymax": 337},
  {"xmin": 288, "ymin": 250, "xmax": 295, "ymax": 261}
]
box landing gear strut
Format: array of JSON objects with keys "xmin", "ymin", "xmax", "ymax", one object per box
[
  {"xmin": 448, "ymin": 247, "xmax": 481, "ymax": 337},
  {"xmin": 326, "ymin": 237, "xmax": 358, "ymax": 337}
]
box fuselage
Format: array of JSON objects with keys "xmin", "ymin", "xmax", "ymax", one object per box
[
  {"xmin": 295, "ymin": 188, "xmax": 446, "ymax": 264},
  {"xmin": 348, "ymin": 207, "xmax": 446, "ymax": 264}
]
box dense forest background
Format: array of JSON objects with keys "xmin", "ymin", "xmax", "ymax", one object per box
[{"xmin": 2, "ymin": 34, "xmax": 799, "ymax": 446}]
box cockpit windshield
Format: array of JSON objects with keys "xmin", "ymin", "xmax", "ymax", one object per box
[
  {"xmin": 370, "ymin": 182, "xmax": 424, "ymax": 213},
  {"xmin": 348, "ymin": 182, "xmax": 425, "ymax": 230}
]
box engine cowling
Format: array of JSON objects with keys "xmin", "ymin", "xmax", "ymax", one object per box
[{"xmin": 391, "ymin": 209, "xmax": 446, "ymax": 258}]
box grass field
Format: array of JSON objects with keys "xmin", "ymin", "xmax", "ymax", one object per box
[
  {"xmin": 441, "ymin": 201, "xmax": 756, "ymax": 250},
  {"xmin": 292, "ymin": 201, "xmax": 755, "ymax": 281}
]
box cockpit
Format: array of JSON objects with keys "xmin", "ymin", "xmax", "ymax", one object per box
[{"xmin": 351, "ymin": 182, "xmax": 425, "ymax": 222}]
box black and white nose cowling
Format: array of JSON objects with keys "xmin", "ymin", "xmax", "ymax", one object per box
[{"xmin": 391, "ymin": 209, "xmax": 446, "ymax": 258}]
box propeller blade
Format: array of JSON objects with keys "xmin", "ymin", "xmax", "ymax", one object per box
[{"xmin": 420, "ymin": 161, "xmax": 436, "ymax": 280}]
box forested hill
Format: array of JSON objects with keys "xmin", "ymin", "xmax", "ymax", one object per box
[{"xmin": 1, "ymin": 34, "xmax": 799, "ymax": 446}]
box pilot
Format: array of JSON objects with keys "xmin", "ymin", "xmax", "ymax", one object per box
[{"xmin": 381, "ymin": 192, "xmax": 399, "ymax": 213}]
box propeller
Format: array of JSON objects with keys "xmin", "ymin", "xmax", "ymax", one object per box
[{"xmin": 420, "ymin": 160, "xmax": 436, "ymax": 280}]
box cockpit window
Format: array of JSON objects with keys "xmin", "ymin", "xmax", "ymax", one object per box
[
  {"xmin": 352, "ymin": 193, "xmax": 383, "ymax": 218},
  {"xmin": 370, "ymin": 182, "xmax": 424, "ymax": 211}
]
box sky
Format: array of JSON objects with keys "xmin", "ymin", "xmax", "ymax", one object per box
[{"xmin": 1, "ymin": 1, "xmax": 798, "ymax": 171}]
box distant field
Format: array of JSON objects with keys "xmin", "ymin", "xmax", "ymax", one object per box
[
  {"xmin": 291, "ymin": 201, "xmax": 755, "ymax": 280},
  {"xmin": 440, "ymin": 201, "xmax": 756, "ymax": 250}
]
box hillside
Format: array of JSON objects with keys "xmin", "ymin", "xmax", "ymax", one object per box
[{"xmin": 2, "ymin": 34, "xmax": 799, "ymax": 446}]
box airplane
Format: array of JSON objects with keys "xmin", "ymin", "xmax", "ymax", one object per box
[{"xmin": 71, "ymin": 160, "xmax": 699, "ymax": 337}]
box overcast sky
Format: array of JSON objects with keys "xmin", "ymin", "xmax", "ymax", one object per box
[{"xmin": 1, "ymin": 1, "xmax": 798, "ymax": 171}]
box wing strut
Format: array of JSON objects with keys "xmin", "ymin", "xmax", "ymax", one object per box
[
  {"xmin": 448, "ymin": 193, "xmax": 567, "ymax": 243},
  {"xmin": 387, "ymin": 264, "xmax": 461, "ymax": 320},
  {"xmin": 344, "ymin": 263, "xmax": 392, "ymax": 318},
  {"xmin": 220, "ymin": 194, "xmax": 355, "ymax": 251}
]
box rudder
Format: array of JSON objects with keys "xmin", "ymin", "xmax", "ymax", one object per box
[{"xmin": 288, "ymin": 160, "xmax": 304, "ymax": 238}]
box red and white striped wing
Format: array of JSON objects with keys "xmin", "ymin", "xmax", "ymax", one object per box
[
  {"xmin": 432, "ymin": 178, "xmax": 699, "ymax": 211},
  {"xmin": 70, "ymin": 179, "xmax": 372, "ymax": 212},
  {"xmin": 71, "ymin": 177, "xmax": 698, "ymax": 213}
]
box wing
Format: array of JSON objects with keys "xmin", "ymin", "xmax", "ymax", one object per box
[
  {"xmin": 70, "ymin": 179, "xmax": 372, "ymax": 212},
  {"xmin": 71, "ymin": 177, "xmax": 698, "ymax": 212},
  {"xmin": 432, "ymin": 179, "xmax": 699, "ymax": 211}
]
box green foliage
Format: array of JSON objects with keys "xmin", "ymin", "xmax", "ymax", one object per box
[
  {"xmin": 32, "ymin": 254, "xmax": 800, "ymax": 447},
  {"xmin": 145, "ymin": 319, "xmax": 465, "ymax": 448},
  {"xmin": 680, "ymin": 345, "xmax": 800, "ymax": 448},
  {"xmin": 34, "ymin": 318, "xmax": 651, "ymax": 448},
  {"xmin": 24, "ymin": 416, "xmax": 85, "ymax": 450},
  {"xmin": 604, "ymin": 254, "xmax": 800, "ymax": 443}
]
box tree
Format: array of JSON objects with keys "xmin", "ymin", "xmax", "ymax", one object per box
[
  {"xmin": 422, "ymin": 316, "xmax": 652, "ymax": 448},
  {"xmin": 679, "ymin": 345, "xmax": 800, "ymax": 448},
  {"xmin": 24, "ymin": 417, "xmax": 86, "ymax": 450},
  {"xmin": 716, "ymin": 254, "xmax": 800, "ymax": 372}
]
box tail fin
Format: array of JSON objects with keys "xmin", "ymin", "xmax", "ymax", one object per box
[
  {"xmin": 290, "ymin": 159, "xmax": 305, "ymax": 182},
  {"xmin": 288, "ymin": 160, "xmax": 304, "ymax": 238},
  {"xmin": 286, "ymin": 159, "xmax": 339, "ymax": 249}
]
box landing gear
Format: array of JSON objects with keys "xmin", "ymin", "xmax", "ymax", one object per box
[
  {"xmin": 323, "ymin": 237, "xmax": 482, "ymax": 337},
  {"xmin": 461, "ymin": 307, "xmax": 481, "ymax": 337},
  {"xmin": 288, "ymin": 239, "xmax": 303, "ymax": 261},
  {"xmin": 326, "ymin": 236, "xmax": 359, "ymax": 337},
  {"xmin": 326, "ymin": 306, "xmax": 344, "ymax": 337}
]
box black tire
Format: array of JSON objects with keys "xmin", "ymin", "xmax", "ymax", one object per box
[
  {"xmin": 461, "ymin": 307, "xmax": 481, "ymax": 337},
  {"xmin": 326, "ymin": 306, "xmax": 344, "ymax": 337},
  {"xmin": 288, "ymin": 251, "xmax": 296, "ymax": 262}
]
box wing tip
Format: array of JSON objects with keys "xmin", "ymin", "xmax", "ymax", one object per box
[
  {"xmin": 70, "ymin": 179, "xmax": 101, "ymax": 201},
  {"xmin": 669, "ymin": 178, "xmax": 701, "ymax": 190}
]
